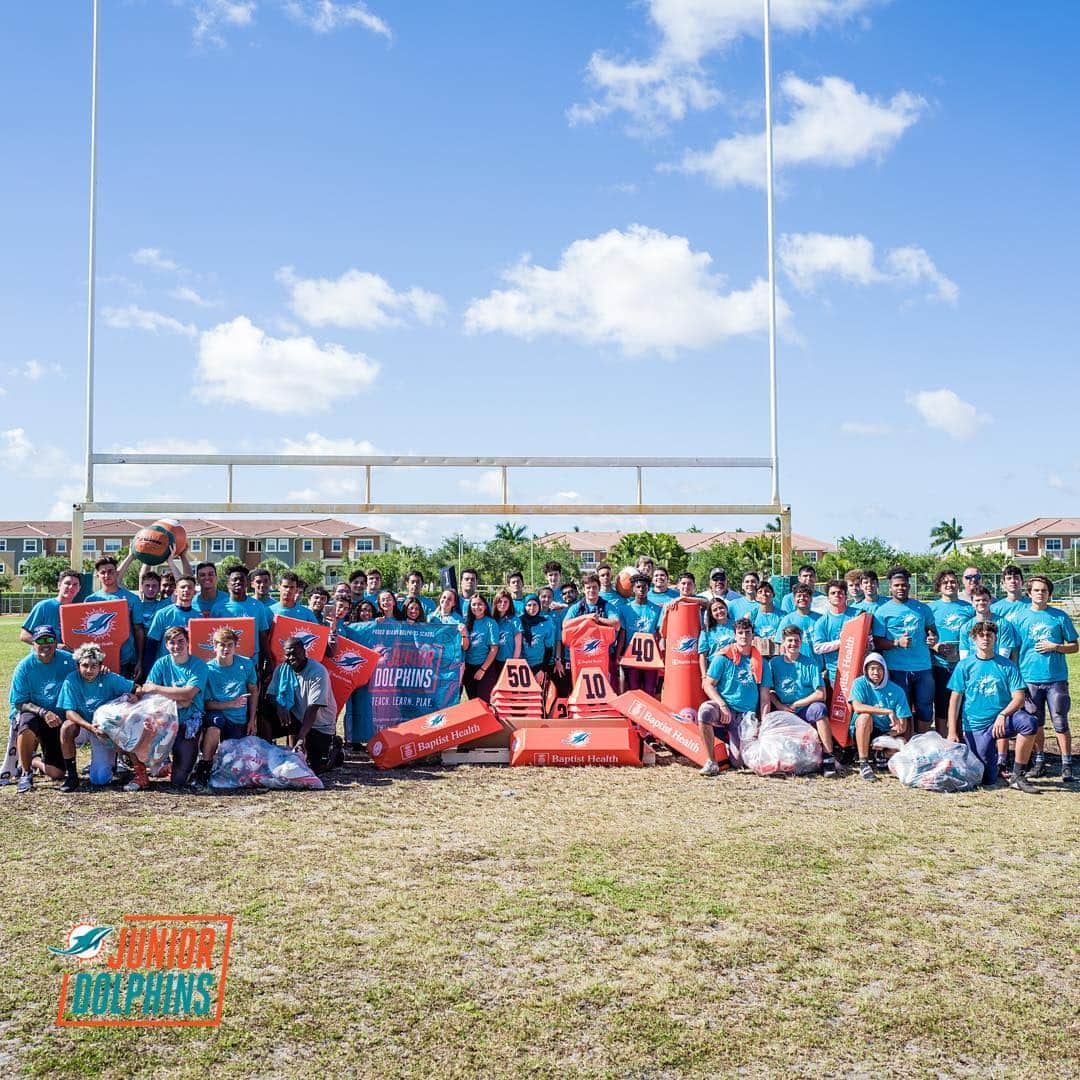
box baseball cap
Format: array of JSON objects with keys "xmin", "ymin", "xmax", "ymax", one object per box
[
  {"xmin": 709, "ymin": 568, "xmax": 727, "ymax": 581},
  {"xmin": 31, "ymin": 625, "xmax": 59, "ymax": 642}
]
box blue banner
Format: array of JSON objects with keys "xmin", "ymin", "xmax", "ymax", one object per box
[{"xmin": 350, "ymin": 621, "xmax": 464, "ymax": 731}]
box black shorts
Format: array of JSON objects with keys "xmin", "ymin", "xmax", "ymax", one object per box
[
  {"xmin": 290, "ymin": 726, "xmax": 342, "ymax": 775},
  {"xmin": 16, "ymin": 710, "xmax": 65, "ymax": 771}
]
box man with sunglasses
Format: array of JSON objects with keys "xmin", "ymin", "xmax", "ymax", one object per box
[{"xmin": 961, "ymin": 566, "xmax": 983, "ymax": 605}]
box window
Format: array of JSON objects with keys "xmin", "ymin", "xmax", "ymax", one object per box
[
  {"xmin": 579, "ymin": 550, "xmax": 596, "ymax": 566},
  {"xmin": 0, "ymin": 540, "xmax": 7, "ymax": 552},
  {"xmin": 56, "ymin": 539, "xmax": 67, "ymax": 553},
  {"xmin": 248, "ymin": 540, "xmax": 261, "ymax": 553},
  {"xmin": 211, "ymin": 538, "xmax": 224, "ymax": 553},
  {"xmin": 24, "ymin": 538, "xmax": 39, "ymax": 553},
  {"xmin": 224, "ymin": 539, "xmax": 235, "ymax": 553},
  {"xmin": 330, "ymin": 539, "xmax": 342, "ymax": 553},
  {"xmin": 302, "ymin": 539, "xmax": 314, "ymax": 553},
  {"xmin": 17, "ymin": 561, "xmax": 29, "ymax": 576},
  {"xmin": 264, "ymin": 538, "xmax": 288, "ymax": 553},
  {"xmin": 353, "ymin": 538, "xmax": 373, "ymax": 552},
  {"xmin": 1045, "ymin": 538, "xmax": 1062, "ymax": 552},
  {"xmin": 190, "ymin": 538, "xmax": 202, "ymax": 552},
  {"xmin": 1017, "ymin": 539, "xmax": 1028, "ymax": 552},
  {"xmin": 104, "ymin": 539, "xmax": 122, "ymax": 553},
  {"xmin": 806, "ymin": 550, "xmax": 820, "ymax": 563},
  {"xmin": 83, "ymin": 540, "xmax": 96, "ymax": 554}
]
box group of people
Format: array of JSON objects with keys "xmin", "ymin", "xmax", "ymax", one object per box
[{"xmin": 6, "ymin": 549, "xmax": 1076, "ymax": 795}]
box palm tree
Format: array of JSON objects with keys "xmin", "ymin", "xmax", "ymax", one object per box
[
  {"xmin": 495, "ymin": 521, "xmax": 528, "ymax": 543},
  {"xmin": 764, "ymin": 516, "xmax": 781, "ymax": 533},
  {"xmin": 930, "ymin": 518, "xmax": 964, "ymax": 554}
]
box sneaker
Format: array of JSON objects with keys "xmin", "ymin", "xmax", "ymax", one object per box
[
  {"xmin": 699, "ymin": 760, "xmax": 721, "ymax": 777},
  {"xmin": 1061, "ymin": 763, "xmax": 1074, "ymax": 784},
  {"xmin": 1009, "ymin": 771, "xmax": 1039, "ymax": 794},
  {"xmin": 122, "ymin": 778, "xmax": 148, "ymax": 792},
  {"xmin": 17, "ymin": 772, "xmax": 33, "ymax": 794},
  {"xmin": 1026, "ymin": 757, "xmax": 1046, "ymax": 779},
  {"xmin": 61, "ymin": 773, "xmax": 80, "ymax": 793},
  {"xmin": 191, "ymin": 761, "xmax": 213, "ymax": 789},
  {"xmin": 822, "ymin": 756, "xmax": 838, "ymax": 778},
  {"xmin": 859, "ymin": 760, "xmax": 879, "ymax": 783}
]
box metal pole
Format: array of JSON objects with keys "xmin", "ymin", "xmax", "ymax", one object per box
[
  {"xmin": 84, "ymin": 0, "xmax": 100, "ymax": 505},
  {"xmin": 763, "ymin": 0, "xmax": 780, "ymax": 506},
  {"xmin": 71, "ymin": 506, "xmax": 85, "ymax": 573},
  {"xmin": 780, "ymin": 506, "xmax": 793, "ymax": 575}
]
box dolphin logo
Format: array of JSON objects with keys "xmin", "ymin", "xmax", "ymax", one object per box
[
  {"xmin": 580, "ymin": 639, "xmax": 602, "ymax": 654},
  {"xmin": 74, "ymin": 611, "xmax": 117, "ymax": 638},
  {"xmin": 676, "ymin": 637, "xmax": 697, "ymax": 653},
  {"xmin": 48, "ymin": 924, "xmax": 113, "ymax": 960},
  {"xmin": 279, "ymin": 632, "xmax": 319, "ymax": 651},
  {"xmin": 563, "ymin": 730, "xmax": 591, "ymax": 746},
  {"xmin": 425, "ymin": 713, "xmax": 447, "ymax": 728},
  {"xmin": 336, "ymin": 654, "xmax": 368, "ymax": 671},
  {"xmin": 199, "ymin": 626, "xmax": 244, "ymax": 651}
]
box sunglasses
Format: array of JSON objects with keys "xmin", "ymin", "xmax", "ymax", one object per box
[
  {"xmin": 35, "ymin": 637, "xmax": 57, "ymax": 644},
  {"xmin": 963, "ymin": 574, "xmax": 982, "ymax": 581}
]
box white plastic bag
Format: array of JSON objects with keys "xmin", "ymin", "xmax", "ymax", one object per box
[
  {"xmin": 887, "ymin": 731, "xmax": 983, "ymax": 791},
  {"xmin": 739, "ymin": 710, "xmax": 823, "ymax": 776},
  {"xmin": 93, "ymin": 694, "xmax": 179, "ymax": 772},
  {"xmin": 209, "ymin": 736, "xmax": 323, "ymax": 791}
]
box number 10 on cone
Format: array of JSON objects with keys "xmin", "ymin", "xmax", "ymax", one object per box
[{"xmin": 620, "ymin": 632, "xmax": 663, "ymax": 670}]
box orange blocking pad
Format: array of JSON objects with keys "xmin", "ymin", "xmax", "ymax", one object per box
[
  {"xmin": 828, "ymin": 612, "xmax": 870, "ymax": 748},
  {"xmin": 60, "ymin": 600, "xmax": 130, "ymax": 673},
  {"xmin": 620, "ymin": 632, "xmax": 664, "ymax": 670},
  {"xmin": 509, "ymin": 725, "xmax": 641, "ymax": 767},
  {"xmin": 188, "ymin": 617, "xmax": 256, "ymax": 661},
  {"xmin": 269, "ymin": 615, "xmax": 331, "ymax": 665},
  {"xmin": 369, "ymin": 699, "xmax": 503, "ymax": 769},
  {"xmin": 660, "ymin": 598, "xmax": 706, "ymax": 718},
  {"xmin": 614, "ymin": 690, "xmax": 727, "ymax": 766}
]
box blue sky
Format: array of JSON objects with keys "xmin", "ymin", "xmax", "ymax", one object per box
[{"xmin": 1, "ymin": 1, "xmax": 1077, "ymax": 551}]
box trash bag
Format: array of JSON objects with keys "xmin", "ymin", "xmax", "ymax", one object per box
[
  {"xmin": 739, "ymin": 710, "xmax": 823, "ymax": 776},
  {"xmin": 887, "ymin": 731, "xmax": 984, "ymax": 792},
  {"xmin": 93, "ymin": 694, "xmax": 179, "ymax": 772},
  {"xmin": 208, "ymin": 735, "xmax": 324, "ymax": 791}
]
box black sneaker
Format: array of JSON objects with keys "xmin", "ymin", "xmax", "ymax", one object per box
[
  {"xmin": 191, "ymin": 760, "xmax": 213, "ymax": 789},
  {"xmin": 1061, "ymin": 763, "xmax": 1074, "ymax": 784},
  {"xmin": 1009, "ymin": 771, "xmax": 1039, "ymax": 794},
  {"xmin": 822, "ymin": 756, "xmax": 838, "ymax": 778},
  {"xmin": 61, "ymin": 773, "xmax": 80, "ymax": 793},
  {"xmin": 1026, "ymin": 757, "xmax": 1046, "ymax": 779},
  {"xmin": 859, "ymin": 760, "xmax": 879, "ymax": 783}
]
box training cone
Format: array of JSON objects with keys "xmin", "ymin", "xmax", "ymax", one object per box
[{"xmin": 490, "ymin": 660, "xmax": 545, "ymax": 728}]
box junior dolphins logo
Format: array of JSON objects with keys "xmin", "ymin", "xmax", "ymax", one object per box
[{"xmin": 74, "ymin": 611, "xmax": 118, "ymax": 638}]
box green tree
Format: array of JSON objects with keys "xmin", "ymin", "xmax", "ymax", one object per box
[
  {"xmin": 21, "ymin": 555, "xmax": 73, "ymax": 592},
  {"xmin": 929, "ymin": 518, "xmax": 965, "ymax": 554},
  {"xmin": 0, "ymin": 573, "xmax": 13, "ymax": 592},
  {"xmin": 216, "ymin": 555, "xmax": 244, "ymax": 588},
  {"xmin": 494, "ymin": 521, "xmax": 528, "ymax": 543},
  {"xmin": 255, "ymin": 557, "xmax": 289, "ymax": 581},
  {"xmin": 293, "ymin": 559, "xmax": 326, "ymax": 589},
  {"xmin": 607, "ymin": 532, "xmax": 689, "ymax": 576}
]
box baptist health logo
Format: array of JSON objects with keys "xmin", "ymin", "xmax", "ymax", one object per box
[
  {"xmin": 74, "ymin": 610, "xmax": 118, "ymax": 638},
  {"xmin": 52, "ymin": 915, "xmax": 233, "ymax": 1027}
]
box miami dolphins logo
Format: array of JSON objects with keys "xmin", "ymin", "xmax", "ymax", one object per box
[
  {"xmin": 198, "ymin": 626, "xmax": 244, "ymax": 652},
  {"xmin": 563, "ymin": 730, "xmax": 591, "ymax": 746},
  {"xmin": 675, "ymin": 637, "xmax": 697, "ymax": 653},
  {"xmin": 279, "ymin": 632, "xmax": 319, "ymax": 651},
  {"xmin": 580, "ymin": 639, "xmax": 602, "ymax": 654},
  {"xmin": 336, "ymin": 654, "xmax": 369, "ymax": 671},
  {"xmin": 973, "ymin": 675, "xmax": 1000, "ymax": 697},
  {"xmin": 425, "ymin": 714, "xmax": 447, "ymax": 728},
  {"xmin": 73, "ymin": 611, "xmax": 117, "ymax": 638},
  {"xmin": 48, "ymin": 923, "xmax": 113, "ymax": 961}
]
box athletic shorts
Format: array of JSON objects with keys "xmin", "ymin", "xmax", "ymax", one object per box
[
  {"xmin": 206, "ymin": 711, "xmax": 248, "ymax": 741},
  {"xmin": 16, "ymin": 710, "xmax": 65, "ymax": 771}
]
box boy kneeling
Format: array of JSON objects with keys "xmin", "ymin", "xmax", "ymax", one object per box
[{"xmin": 849, "ymin": 652, "xmax": 910, "ymax": 782}]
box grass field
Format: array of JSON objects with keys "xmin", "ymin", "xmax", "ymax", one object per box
[{"xmin": 0, "ymin": 615, "xmax": 1077, "ymax": 1078}]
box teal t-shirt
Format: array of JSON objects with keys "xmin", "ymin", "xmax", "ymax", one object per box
[
  {"xmin": 464, "ymin": 616, "xmax": 499, "ymax": 665},
  {"xmin": 871, "ymin": 599, "xmax": 936, "ymax": 672},
  {"xmin": 21, "ymin": 599, "xmax": 67, "ymax": 642},
  {"xmin": 706, "ymin": 652, "xmax": 772, "ymax": 714},
  {"xmin": 698, "ymin": 624, "xmax": 735, "ymax": 659},
  {"xmin": 619, "ymin": 599, "xmax": 662, "ymax": 638},
  {"xmin": 599, "ymin": 589, "xmax": 622, "ymax": 606},
  {"xmin": 647, "ymin": 588, "xmax": 679, "ymax": 608},
  {"xmin": 946, "ymin": 654, "xmax": 1025, "ymax": 732},
  {"xmin": 781, "ymin": 590, "xmax": 823, "ymax": 614},
  {"xmin": 86, "ymin": 588, "xmax": 142, "ymax": 666},
  {"xmin": 811, "ymin": 610, "xmax": 856, "ymax": 676},
  {"xmin": 58, "ymin": 670, "xmax": 135, "ymax": 721},
  {"xmin": 852, "ymin": 595, "xmax": 887, "ymax": 614},
  {"xmin": 137, "ymin": 597, "xmax": 169, "ymax": 632},
  {"xmin": 192, "ymin": 590, "xmax": 228, "ymax": 616},
  {"xmin": 520, "ymin": 618, "xmax": 555, "ymax": 667},
  {"xmin": 769, "ymin": 656, "xmax": 823, "ymax": 707},
  {"xmin": 270, "ymin": 602, "xmax": 319, "ymax": 625},
  {"xmin": 9, "ymin": 650, "xmax": 76, "ymax": 718},
  {"xmin": 957, "ymin": 615, "xmax": 1021, "ymax": 661},
  {"xmin": 429, "ymin": 610, "xmax": 464, "ymax": 627},
  {"xmin": 990, "ymin": 597, "xmax": 1030, "ymax": 625},
  {"xmin": 494, "ymin": 616, "xmax": 522, "ymax": 661},
  {"xmin": 205, "ymin": 656, "xmax": 257, "ymax": 726},
  {"xmin": 849, "ymin": 675, "xmax": 911, "ymax": 717},
  {"xmin": 398, "ymin": 595, "xmax": 436, "ymax": 616},
  {"xmin": 752, "ymin": 609, "xmax": 781, "ymax": 639},
  {"xmin": 927, "ymin": 599, "xmax": 976, "ymax": 668},
  {"xmin": 1014, "ymin": 606, "xmax": 1077, "ymax": 683},
  {"xmin": 773, "ymin": 611, "xmax": 822, "ymax": 670},
  {"xmin": 147, "ymin": 604, "xmax": 198, "ymax": 644},
  {"xmin": 726, "ymin": 597, "xmax": 759, "ymax": 623},
  {"xmin": 210, "ymin": 597, "xmax": 273, "ymax": 660},
  {"xmin": 147, "ymin": 653, "xmax": 209, "ymax": 734}
]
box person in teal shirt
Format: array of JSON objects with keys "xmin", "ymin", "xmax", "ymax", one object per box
[
  {"xmin": 697, "ymin": 618, "xmax": 772, "ymax": 775},
  {"xmin": 491, "ymin": 591, "xmax": 523, "ymax": 660},
  {"xmin": 136, "ymin": 570, "xmax": 169, "ymax": 670},
  {"xmin": 946, "ymin": 623, "xmax": 1038, "ymax": 790},
  {"xmin": 270, "ymin": 572, "xmax": 319, "ymax": 624},
  {"xmin": 752, "ymin": 581, "xmax": 781, "ymax": 640},
  {"xmin": 849, "ymin": 652, "xmax": 910, "ymax": 782},
  {"xmin": 251, "ymin": 568, "xmax": 276, "ymax": 608},
  {"xmin": 697, "ymin": 598, "xmax": 735, "ymax": 672},
  {"xmin": 596, "ymin": 564, "xmax": 623, "ymax": 607},
  {"xmin": 8, "ymin": 627, "xmax": 76, "ymax": 789},
  {"xmin": 519, "ymin": 596, "xmax": 555, "ymax": 671},
  {"xmin": 958, "ymin": 587, "xmax": 1020, "ymax": 662},
  {"xmin": 192, "ymin": 562, "xmax": 228, "ymax": 616},
  {"xmin": 463, "ymin": 596, "xmax": 500, "ymax": 703},
  {"xmin": 147, "ymin": 626, "xmax": 210, "ymax": 787},
  {"xmin": 773, "ymin": 584, "xmax": 822, "ymax": 671},
  {"xmin": 19, "ymin": 569, "xmax": 82, "ymax": 648},
  {"xmin": 211, "ymin": 566, "xmax": 274, "ymax": 669},
  {"xmin": 990, "ymin": 565, "xmax": 1031, "ymax": 626},
  {"xmin": 398, "ymin": 570, "xmax": 436, "ymax": 616},
  {"xmin": 146, "ymin": 576, "xmax": 200, "ymax": 670},
  {"xmin": 927, "ymin": 569, "xmax": 975, "ymax": 730},
  {"xmin": 852, "ymin": 570, "xmax": 888, "ymax": 614},
  {"xmin": 1013, "ymin": 576, "xmax": 1077, "ymax": 782},
  {"xmin": 810, "ymin": 580, "xmax": 856, "ymax": 681},
  {"xmin": 780, "ymin": 565, "xmax": 824, "ymax": 614},
  {"xmin": 85, "ymin": 556, "xmax": 143, "ymax": 677},
  {"xmin": 647, "ymin": 567, "xmax": 679, "ymax": 608},
  {"xmin": 727, "ymin": 572, "xmax": 761, "ymax": 623}
]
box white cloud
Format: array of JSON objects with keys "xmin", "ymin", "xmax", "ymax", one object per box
[
  {"xmin": 194, "ymin": 316, "xmax": 379, "ymax": 413},
  {"xmin": 1, "ymin": 428, "xmax": 80, "ymax": 480},
  {"xmin": 840, "ymin": 420, "xmax": 893, "ymax": 437},
  {"xmin": 10, "ymin": 359, "xmax": 62, "ymax": 381},
  {"xmin": 190, "ymin": 1, "xmax": 257, "ymax": 46},
  {"xmin": 170, "ymin": 285, "xmax": 219, "ymax": 308},
  {"xmin": 667, "ymin": 75, "xmax": 925, "ymax": 188},
  {"xmin": 131, "ymin": 247, "xmax": 181, "ymax": 272},
  {"xmin": 459, "ymin": 471, "xmax": 504, "ymax": 498},
  {"xmin": 883, "ymin": 245, "xmax": 959, "ymax": 304},
  {"xmin": 278, "ymin": 433, "xmax": 381, "ymax": 456},
  {"xmin": 779, "ymin": 232, "xmax": 957, "ymax": 303},
  {"xmin": 906, "ymin": 389, "xmax": 987, "ymax": 440},
  {"xmin": 102, "ymin": 305, "xmax": 198, "ymax": 337},
  {"xmin": 284, "ymin": 1, "xmax": 391, "ymax": 38},
  {"xmin": 49, "ymin": 482, "xmax": 86, "ymax": 521},
  {"xmin": 276, "ymin": 266, "xmax": 445, "ymax": 330},
  {"xmin": 97, "ymin": 439, "xmax": 219, "ymax": 489},
  {"xmin": 464, "ymin": 224, "xmax": 786, "ymax": 357},
  {"xmin": 277, "ymin": 434, "xmax": 382, "ymax": 500},
  {"xmin": 569, "ymin": 0, "xmax": 878, "ymax": 132}
]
